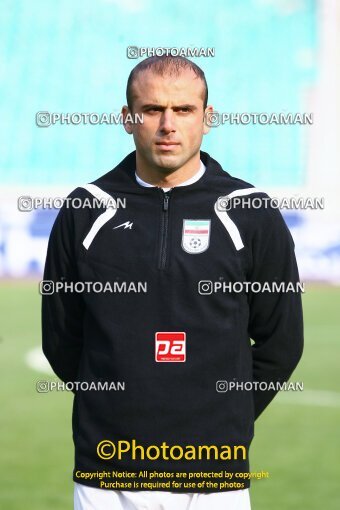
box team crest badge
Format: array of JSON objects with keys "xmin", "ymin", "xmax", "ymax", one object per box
[{"xmin": 182, "ymin": 220, "xmax": 211, "ymax": 254}]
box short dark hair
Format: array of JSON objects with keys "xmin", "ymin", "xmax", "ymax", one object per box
[{"xmin": 126, "ymin": 55, "xmax": 208, "ymax": 111}]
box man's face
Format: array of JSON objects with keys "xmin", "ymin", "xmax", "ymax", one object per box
[{"xmin": 123, "ymin": 69, "xmax": 212, "ymax": 172}]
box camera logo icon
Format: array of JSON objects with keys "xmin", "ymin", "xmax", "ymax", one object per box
[
  {"xmin": 216, "ymin": 197, "xmax": 232, "ymax": 211},
  {"xmin": 18, "ymin": 196, "xmax": 33, "ymax": 211},
  {"xmin": 127, "ymin": 46, "xmax": 139, "ymax": 59},
  {"xmin": 204, "ymin": 111, "xmax": 221, "ymax": 127},
  {"xmin": 198, "ymin": 280, "xmax": 213, "ymax": 295},
  {"xmin": 216, "ymin": 380, "xmax": 228, "ymax": 393},
  {"xmin": 36, "ymin": 111, "xmax": 51, "ymax": 127},
  {"xmin": 39, "ymin": 280, "xmax": 55, "ymax": 295}
]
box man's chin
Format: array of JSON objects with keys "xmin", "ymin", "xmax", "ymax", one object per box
[{"xmin": 152, "ymin": 153, "xmax": 184, "ymax": 172}]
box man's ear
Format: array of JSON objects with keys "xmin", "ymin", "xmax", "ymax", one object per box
[
  {"xmin": 203, "ymin": 105, "xmax": 214, "ymax": 135},
  {"xmin": 122, "ymin": 105, "xmax": 133, "ymax": 134}
]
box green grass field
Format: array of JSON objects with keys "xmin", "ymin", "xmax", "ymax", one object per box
[{"xmin": 0, "ymin": 282, "xmax": 339, "ymax": 509}]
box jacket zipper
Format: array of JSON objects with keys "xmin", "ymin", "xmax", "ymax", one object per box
[{"xmin": 158, "ymin": 189, "xmax": 172, "ymax": 270}]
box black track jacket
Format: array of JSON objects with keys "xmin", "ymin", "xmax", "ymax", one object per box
[{"xmin": 42, "ymin": 150, "xmax": 303, "ymax": 492}]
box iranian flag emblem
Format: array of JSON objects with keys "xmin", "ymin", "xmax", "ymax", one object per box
[{"xmin": 181, "ymin": 219, "xmax": 211, "ymax": 254}]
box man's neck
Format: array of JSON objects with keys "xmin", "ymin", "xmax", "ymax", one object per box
[
  {"xmin": 136, "ymin": 161, "xmax": 205, "ymax": 191},
  {"xmin": 135, "ymin": 153, "xmax": 202, "ymax": 188}
]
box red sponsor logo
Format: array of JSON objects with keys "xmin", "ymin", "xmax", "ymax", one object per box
[{"xmin": 155, "ymin": 332, "xmax": 186, "ymax": 362}]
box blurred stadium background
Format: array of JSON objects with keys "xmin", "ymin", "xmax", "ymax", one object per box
[{"xmin": 0, "ymin": 0, "xmax": 339, "ymax": 508}]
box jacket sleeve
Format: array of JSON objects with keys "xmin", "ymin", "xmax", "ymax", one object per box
[
  {"xmin": 41, "ymin": 201, "xmax": 84, "ymax": 384},
  {"xmin": 248, "ymin": 206, "xmax": 304, "ymax": 420}
]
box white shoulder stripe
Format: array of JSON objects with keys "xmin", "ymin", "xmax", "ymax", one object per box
[
  {"xmin": 82, "ymin": 183, "xmax": 115, "ymax": 203},
  {"xmin": 214, "ymin": 187, "xmax": 263, "ymax": 251},
  {"xmin": 80, "ymin": 184, "xmax": 118, "ymax": 250}
]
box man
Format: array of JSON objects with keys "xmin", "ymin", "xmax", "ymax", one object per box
[{"xmin": 42, "ymin": 55, "xmax": 303, "ymax": 510}]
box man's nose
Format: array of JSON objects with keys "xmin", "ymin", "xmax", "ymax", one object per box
[{"xmin": 159, "ymin": 110, "xmax": 176, "ymax": 133}]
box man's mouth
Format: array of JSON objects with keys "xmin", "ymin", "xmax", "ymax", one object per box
[{"xmin": 155, "ymin": 141, "xmax": 180, "ymax": 151}]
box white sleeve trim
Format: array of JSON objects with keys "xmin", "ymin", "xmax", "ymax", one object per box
[
  {"xmin": 80, "ymin": 184, "xmax": 118, "ymax": 250},
  {"xmin": 214, "ymin": 187, "xmax": 263, "ymax": 251}
]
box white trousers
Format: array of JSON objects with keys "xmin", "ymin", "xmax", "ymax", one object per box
[{"xmin": 74, "ymin": 483, "xmax": 251, "ymax": 510}]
